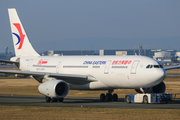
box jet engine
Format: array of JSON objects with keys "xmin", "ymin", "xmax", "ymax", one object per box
[
  {"xmin": 135, "ymin": 82, "xmax": 166, "ymax": 93},
  {"xmin": 38, "ymin": 80, "xmax": 69, "ymax": 98}
]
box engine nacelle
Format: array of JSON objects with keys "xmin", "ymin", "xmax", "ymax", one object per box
[
  {"xmin": 135, "ymin": 82, "xmax": 166, "ymax": 93},
  {"xmin": 38, "ymin": 80, "xmax": 69, "ymax": 98}
]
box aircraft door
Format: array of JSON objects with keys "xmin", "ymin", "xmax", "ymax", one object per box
[
  {"xmin": 56, "ymin": 62, "xmax": 61, "ymax": 73},
  {"xmin": 131, "ymin": 60, "xmax": 140, "ymax": 74},
  {"xmin": 27, "ymin": 59, "xmax": 33, "ymax": 71},
  {"xmin": 104, "ymin": 60, "xmax": 112, "ymax": 74}
]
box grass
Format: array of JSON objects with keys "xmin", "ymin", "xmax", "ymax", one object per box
[{"xmin": 0, "ymin": 106, "xmax": 180, "ymax": 120}]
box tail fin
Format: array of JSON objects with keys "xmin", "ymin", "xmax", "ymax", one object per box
[{"xmin": 8, "ymin": 8, "xmax": 39, "ymax": 57}]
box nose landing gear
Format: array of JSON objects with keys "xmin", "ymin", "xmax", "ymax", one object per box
[{"xmin": 100, "ymin": 90, "xmax": 118, "ymax": 102}]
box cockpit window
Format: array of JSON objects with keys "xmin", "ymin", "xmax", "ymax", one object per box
[
  {"xmin": 154, "ymin": 65, "xmax": 159, "ymax": 68},
  {"xmin": 159, "ymin": 65, "xmax": 163, "ymax": 68},
  {"xmin": 146, "ymin": 65, "xmax": 163, "ymax": 69},
  {"xmin": 146, "ymin": 65, "xmax": 150, "ymax": 68}
]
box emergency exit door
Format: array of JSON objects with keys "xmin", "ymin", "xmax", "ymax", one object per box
[{"xmin": 27, "ymin": 59, "xmax": 33, "ymax": 71}]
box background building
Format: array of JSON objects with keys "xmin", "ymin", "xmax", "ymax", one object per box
[
  {"xmin": 1, "ymin": 45, "xmax": 179, "ymax": 65},
  {"xmin": 0, "ymin": 47, "xmax": 13, "ymax": 60},
  {"xmin": 44, "ymin": 50, "xmax": 96, "ymax": 56}
]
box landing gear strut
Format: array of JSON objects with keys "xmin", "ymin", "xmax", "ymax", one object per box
[
  {"xmin": 100, "ymin": 90, "xmax": 118, "ymax": 102},
  {"xmin": 45, "ymin": 96, "xmax": 64, "ymax": 102}
]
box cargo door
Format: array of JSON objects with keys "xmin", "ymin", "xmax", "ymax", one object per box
[
  {"xmin": 104, "ymin": 60, "xmax": 112, "ymax": 74},
  {"xmin": 131, "ymin": 60, "xmax": 140, "ymax": 74}
]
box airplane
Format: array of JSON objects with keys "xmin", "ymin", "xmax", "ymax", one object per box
[{"xmin": 0, "ymin": 8, "xmax": 180, "ymax": 103}]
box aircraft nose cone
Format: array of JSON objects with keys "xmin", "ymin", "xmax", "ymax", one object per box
[
  {"xmin": 151, "ymin": 69, "xmax": 166, "ymax": 85},
  {"xmin": 158, "ymin": 69, "xmax": 166, "ymax": 81}
]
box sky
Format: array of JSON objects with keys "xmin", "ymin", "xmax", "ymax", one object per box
[{"xmin": 0, "ymin": 0, "xmax": 180, "ymax": 54}]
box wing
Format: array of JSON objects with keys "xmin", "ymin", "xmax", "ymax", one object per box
[
  {"xmin": 164, "ymin": 65, "xmax": 180, "ymax": 70},
  {"xmin": 0, "ymin": 59, "xmax": 19, "ymax": 67},
  {"xmin": 0, "ymin": 69, "xmax": 98, "ymax": 85}
]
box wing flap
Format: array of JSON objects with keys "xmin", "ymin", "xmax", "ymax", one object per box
[{"xmin": 49, "ymin": 74, "xmax": 97, "ymax": 84}]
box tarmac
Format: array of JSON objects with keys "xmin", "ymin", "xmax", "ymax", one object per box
[
  {"xmin": 166, "ymin": 74, "xmax": 180, "ymax": 77},
  {"xmin": 0, "ymin": 95, "xmax": 180, "ymax": 109}
]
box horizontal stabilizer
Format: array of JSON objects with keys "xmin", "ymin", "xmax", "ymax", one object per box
[{"xmin": 0, "ymin": 59, "xmax": 19, "ymax": 64}]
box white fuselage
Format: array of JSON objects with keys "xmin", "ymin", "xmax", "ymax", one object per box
[{"xmin": 18, "ymin": 55, "xmax": 166, "ymax": 90}]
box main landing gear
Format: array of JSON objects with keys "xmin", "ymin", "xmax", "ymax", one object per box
[
  {"xmin": 100, "ymin": 90, "xmax": 118, "ymax": 102},
  {"xmin": 45, "ymin": 96, "xmax": 64, "ymax": 102}
]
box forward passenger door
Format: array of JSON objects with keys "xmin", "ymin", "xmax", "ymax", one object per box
[{"xmin": 131, "ymin": 60, "xmax": 140, "ymax": 74}]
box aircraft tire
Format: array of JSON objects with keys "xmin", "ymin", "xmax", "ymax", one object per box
[
  {"xmin": 58, "ymin": 98, "xmax": 64, "ymax": 102},
  {"xmin": 100, "ymin": 93, "xmax": 106, "ymax": 102},
  {"xmin": 105, "ymin": 93, "xmax": 112, "ymax": 102},
  {"xmin": 51, "ymin": 98, "xmax": 58, "ymax": 102},
  {"xmin": 112, "ymin": 94, "xmax": 118, "ymax": 101},
  {"xmin": 45, "ymin": 96, "xmax": 51, "ymax": 102}
]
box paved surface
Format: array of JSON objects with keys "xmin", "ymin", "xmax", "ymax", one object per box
[
  {"xmin": 0, "ymin": 95, "xmax": 180, "ymax": 109},
  {"xmin": 166, "ymin": 74, "xmax": 180, "ymax": 77}
]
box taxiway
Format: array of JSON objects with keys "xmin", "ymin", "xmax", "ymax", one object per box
[{"xmin": 0, "ymin": 95, "xmax": 180, "ymax": 109}]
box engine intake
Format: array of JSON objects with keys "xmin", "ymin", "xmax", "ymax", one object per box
[
  {"xmin": 38, "ymin": 80, "xmax": 69, "ymax": 98},
  {"xmin": 135, "ymin": 82, "xmax": 166, "ymax": 93}
]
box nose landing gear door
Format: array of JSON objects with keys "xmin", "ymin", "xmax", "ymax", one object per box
[{"xmin": 131, "ymin": 60, "xmax": 140, "ymax": 74}]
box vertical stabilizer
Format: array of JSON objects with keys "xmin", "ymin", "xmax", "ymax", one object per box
[{"xmin": 8, "ymin": 8, "xmax": 39, "ymax": 57}]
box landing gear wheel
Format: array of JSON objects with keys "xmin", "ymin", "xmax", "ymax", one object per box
[
  {"xmin": 45, "ymin": 96, "xmax": 51, "ymax": 102},
  {"xmin": 100, "ymin": 93, "xmax": 106, "ymax": 102},
  {"xmin": 58, "ymin": 98, "xmax": 64, "ymax": 102},
  {"xmin": 143, "ymin": 95, "xmax": 148, "ymax": 104},
  {"xmin": 126, "ymin": 95, "xmax": 131, "ymax": 103},
  {"xmin": 51, "ymin": 98, "xmax": 58, "ymax": 102},
  {"xmin": 100, "ymin": 90, "xmax": 118, "ymax": 102},
  {"xmin": 106, "ymin": 93, "xmax": 112, "ymax": 102},
  {"xmin": 112, "ymin": 94, "xmax": 118, "ymax": 101}
]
